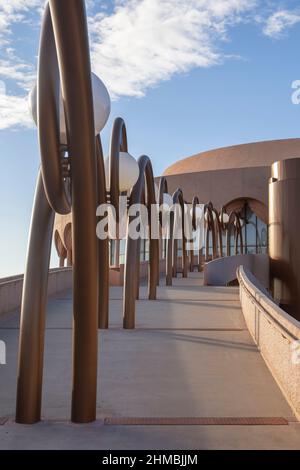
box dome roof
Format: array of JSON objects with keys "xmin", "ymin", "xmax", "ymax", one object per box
[{"xmin": 163, "ymin": 139, "xmax": 300, "ymax": 176}]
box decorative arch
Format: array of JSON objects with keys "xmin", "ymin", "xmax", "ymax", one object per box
[{"xmin": 224, "ymin": 197, "xmax": 268, "ymax": 224}]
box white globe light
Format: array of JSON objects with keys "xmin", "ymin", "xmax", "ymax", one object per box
[
  {"xmin": 220, "ymin": 212, "xmax": 229, "ymax": 224},
  {"xmin": 190, "ymin": 206, "xmax": 203, "ymax": 220},
  {"xmin": 154, "ymin": 182, "xmax": 159, "ymax": 203},
  {"xmin": 104, "ymin": 151, "xmax": 139, "ymax": 192},
  {"xmin": 163, "ymin": 193, "xmax": 173, "ymax": 207},
  {"xmin": 28, "ymin": 72, "xmax": 111, "ymax": 144}
]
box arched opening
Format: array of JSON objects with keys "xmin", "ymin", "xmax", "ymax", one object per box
[{"xmin": 224, "ymin": 198, "xmax": 268, "ymax": 255}]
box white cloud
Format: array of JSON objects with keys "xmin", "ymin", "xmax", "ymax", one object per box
[
  {"xmin": 0, "ymin": 1, "xmax": 43, "ymax": 130},
  {"xmin": 89, "ymin": 0, "xmax": 257, "ymax": 98},
  {"xmin": 263, "ymin": 10, "xmax": 300, "ymax": 39},
  {"xmin": 0, "ymin": 80, "xmax": 33, "ymax": 130},
  {"xmin": 0, "ymin": 0, "xmax": 43, "ymax": 43},
  {"xmin": 1, "ymin": 0, "xmax": 299, "ymax": 131}
]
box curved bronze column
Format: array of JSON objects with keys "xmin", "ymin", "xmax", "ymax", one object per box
[
  {"xmin": 219, "ymin": 206, "xmax": 229, "ymax": 258},
  {"xmin": 96, "ymin": 135, "xmax": 109, "ymax": 329},
  {"xmin": 135, "ymin": 188, "xmax": 146, "ymax": 300},
  {"xmin": 226, "ymin": 211, "xmax": 244, "ymax": 256},
  {"xmin": 54, "ymin": 230, "xmax": 67, "ymax": 267},
  {"xmin": 63, "ymin": 223, "xmax": 72, "ymax": 266},
  {"xmin": 204, "ymin": 203, "xmax": 217, "ymax": 261},
  {"xmin": 16, "ymin": 170, "xmax": 55, "ymax": 424},
  {"xmin": 37, "ymin": 5, "xmax": 71, "ymax": 215},
  {"xmin": 235, "ymin": 216, "xmax": 244, "ymax": 255},
  {"xmin": 158, "ymin": 176, "xmax": 168, "ymax": 283},
  {"xmin": 123, "ymin": 155, "xmax": 159, "ymax": 329},
  {"xmin": 190, "ymin": 195, "xmax": 201, "ymax": 271},
  {"xmin": 50, "ymin": 0, "xmax": 98, "ymax": 423},
  {"xmin": 16, "ymin": 1, "xmax": 99, "ymax": 424},
  {"xmin": 96, "ymin": 117, "xmax": 128, "ymax": 329},
  {"xmin": 109, "ymin": 117, "xmax": 128, "ymax": 222},
  {"xmin": 210, "ymin": 208, "xmax": 223, "ymax": 258},
  {"xmin": 166, "ymin": 188, "xmax": 188, "ymax": 285},
  {"xmin": 16, "ymin": 4, "xmax": 68, "ymax": 425}
]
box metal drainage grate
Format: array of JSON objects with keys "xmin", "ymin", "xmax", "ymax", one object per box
[{"xmin": 104, "ymin": 417, "xmax": 289, "ymax": 426}]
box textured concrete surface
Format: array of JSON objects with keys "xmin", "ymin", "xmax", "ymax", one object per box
[
  {"xmin": 239, "ymin": 266, "xmax": 300, "ymax": 420},
  {"xmin": 0, "ymin": 272, "xmax": 300, "ymax": 449}
]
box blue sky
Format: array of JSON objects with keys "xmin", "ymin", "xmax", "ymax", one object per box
[{"xmin": 0, "ymin": 0, "xmax": 300, "ymax": 277}]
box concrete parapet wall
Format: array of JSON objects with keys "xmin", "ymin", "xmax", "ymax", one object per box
[
  {"xmin": 0, "ymin": 259, "xmax": 167, "ymax": 316},
  {"xmin": 238, "ymin": 266, "xmax": 300, "ymax": 420},
  {"xmin": 204, "ymin": 254, "xmax": 269, "ymax": 287},
  {"xmin": 0, "ymin": 267, "xmax": 73, "ymax": 317}
]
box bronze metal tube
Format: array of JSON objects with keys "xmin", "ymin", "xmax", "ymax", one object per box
[
  {"xmin": 96, "ymin": 135, "xmax": 109, "ymax": 329},
  {"xmin": 190, "ymin": 195, "xmax": 200, "ymax": 271},
  {"xmin": 37, "ymin": 4, "xmax": 71, "ymax": 215},
  {"xmin": 204, "ymin": 203, "xmax": 217, "ymax": 261},
  {"xmin": 166, "ymin": 188, "xmax": 188, "ymax": 284},
  {"xmin": 109, "ymin": 117, "xmax": 128, "ymax": 222},
  {"xmin": 16, "ymin": 170, "xmax": 54, "ymax": 423},
  {"xmin": 123, "ymin": 155, "xmax": 159, "ymax": 329},
  {"xmin": 50, "ymin": 0, "xmax": 98, "ymax": 423}
]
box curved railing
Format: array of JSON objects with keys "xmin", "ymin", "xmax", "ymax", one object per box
[{"xmin": 237, "ymin": 266, "xmax": 300, "ymax": 420}]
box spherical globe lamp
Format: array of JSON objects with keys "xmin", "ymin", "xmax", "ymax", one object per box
[
  {"xmin": 104, "ymin": 151, "xmax": 139, "ymax": 192},
  {"xmin": 154, "ymin": 183, "xmax": 160, "ymax": 203},
  {"xmin": 28, "ymin": 72, "xmax": 111, "ymax": 144},
  {"xmin": 162, "ymin": 193, "xmax": 173, "ymax": 207},
  {"xmin": 220, "ymin": 212, "xmax": 229, "ymax": 224},
  {"xmin": 190, "ymin": 206, "xmax": 203, "ymax": 220}
]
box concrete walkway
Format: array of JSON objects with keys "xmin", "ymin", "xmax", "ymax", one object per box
[{"xmin": 0, "ymin": 272, "xmax": 300, "ymax": 449}]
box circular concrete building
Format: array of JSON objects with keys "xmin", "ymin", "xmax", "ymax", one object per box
[
  {"xmin": 158, "ymin": 138, "xmax": 300, "ymax": 255},
  {"xmin": 54, "ymin": 138, "xmax": 300, "ymax": 264}
]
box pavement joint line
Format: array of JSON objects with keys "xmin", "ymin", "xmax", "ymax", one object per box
[
  {"xmin": 107, "ymin": 327, "xmax": 247, "ymax": 332},
  {"xmin": 1, "ymin": 417, "xmax": 297, "ymax": 426},
  {"xmin": 0, "ymin": 327, "xmax": 247, "ymax": 331},
  {"xmin": 108, "ymin": 298, "xmax": 240, "ymax": 302},
  {"xmin": 103, "ymin": 417, "xmax": 290, "ymax": 426}
]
